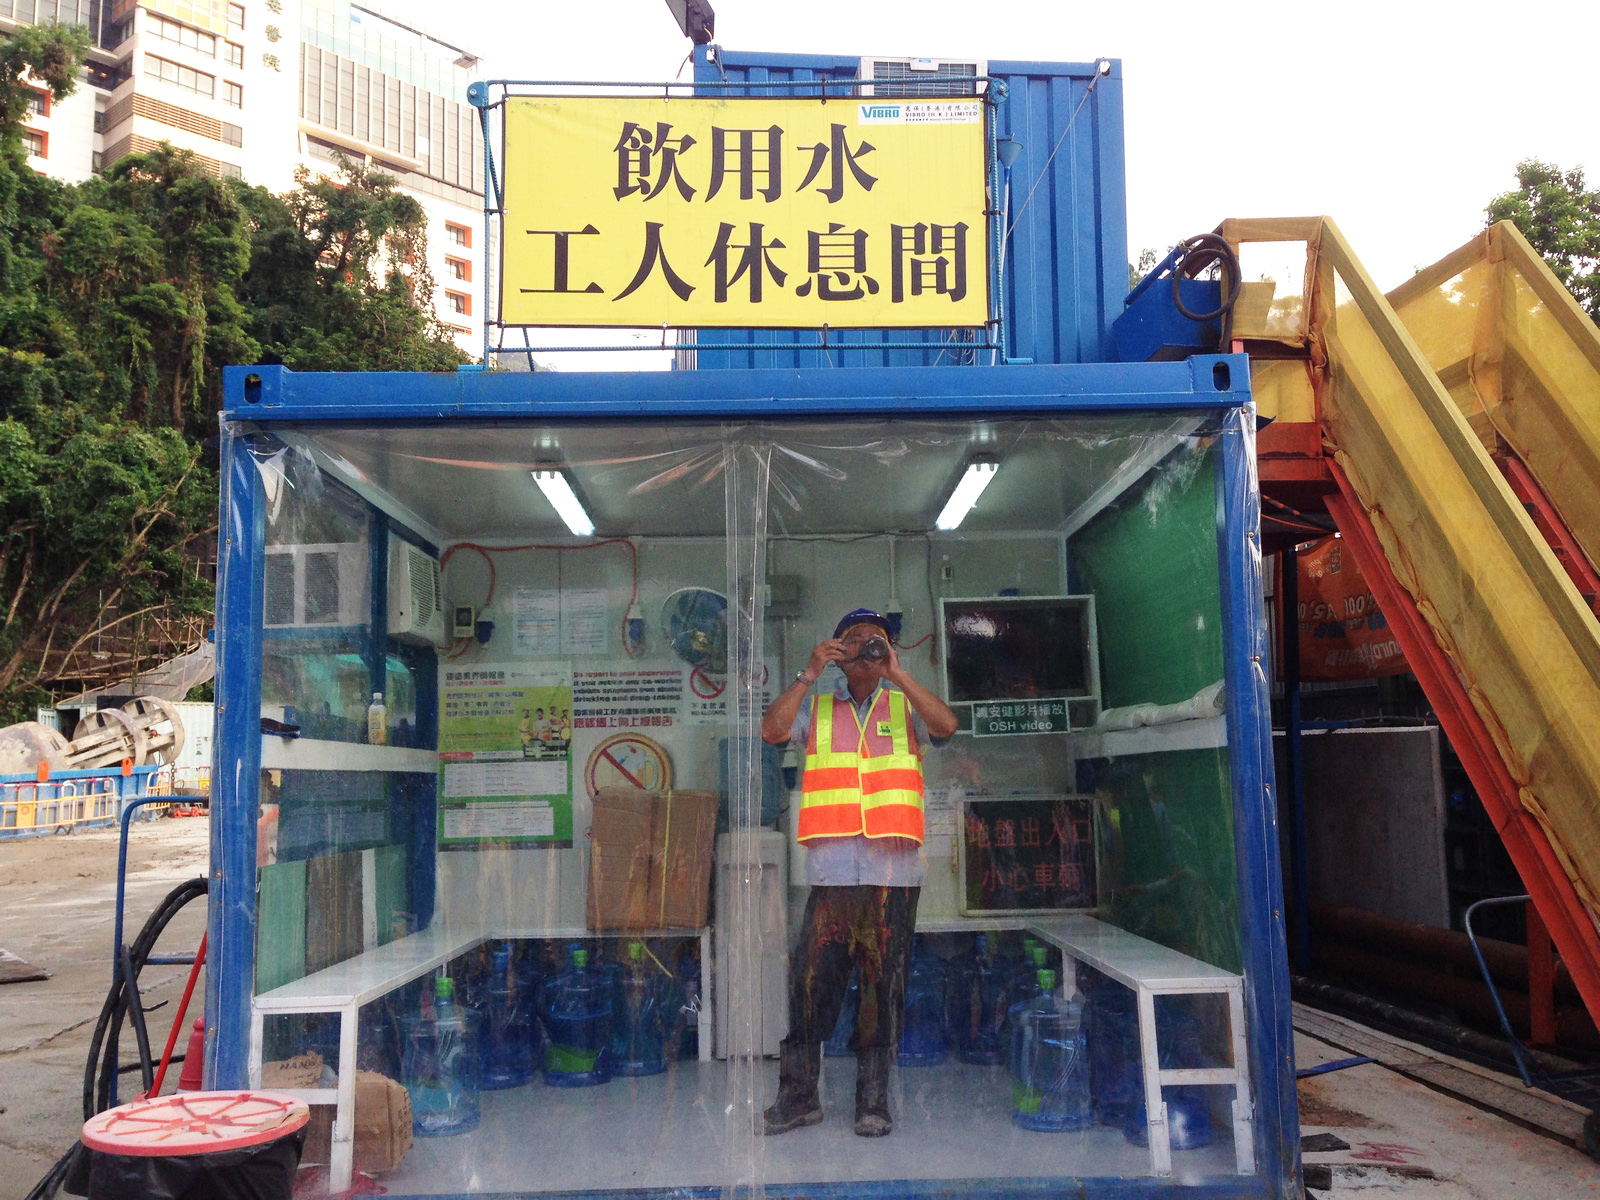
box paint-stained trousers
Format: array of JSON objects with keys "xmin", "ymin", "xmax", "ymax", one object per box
[{"xmin": 781, "ymin": 884, "xmax": 920, "ymax": 1051}]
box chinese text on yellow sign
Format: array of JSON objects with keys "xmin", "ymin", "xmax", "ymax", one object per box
[{"xmin": 501, "ymin": 96, "xmax": 990, "ymax": 329}]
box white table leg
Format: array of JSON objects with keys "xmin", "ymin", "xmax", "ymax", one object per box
[
  {"xmin": 248, "ymin": 1007, "xmax": 264, "ymax": 1088},
  {"xmin": 698, "ymin": 927, "xmax": 713, "ymax": 1063},
  {"xmin": 1227, "ymin": 985, "xmax": 1255, "ymax": 1173},
  {"xmin": 330, "ymin": 1003, "xmax": 358, "ymax": 1191},
  {"xmin": 1135, "ymin": 986, "xmax": 1172, "ymax": 1177}
]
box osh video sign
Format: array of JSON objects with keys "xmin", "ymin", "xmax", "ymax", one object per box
[{"xmin": 501, "ymin": 95, "xmax": 989, "ymax": 329}]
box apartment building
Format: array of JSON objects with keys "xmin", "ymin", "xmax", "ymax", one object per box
[
  {"xmin": 3, "ymin": 0, "xmax": 486, "ymax": 357},
  {"xmin": 294, "ymin": 0, "xmax": 485, "ymax": 354}
]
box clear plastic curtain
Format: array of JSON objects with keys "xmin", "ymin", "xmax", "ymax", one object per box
[{"xmin": 720, "ymin": 429, "xmax": 772, "ymax": 1197}]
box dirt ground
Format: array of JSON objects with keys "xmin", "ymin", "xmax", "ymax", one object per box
[{"xmin": 0, "ymin": 816, "xmax": 208, "ymax": 1199}]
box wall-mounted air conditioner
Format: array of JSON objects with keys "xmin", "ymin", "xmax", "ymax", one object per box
[
  {"xmin": 263, "ymin": 543, "xmax": 369, "ymax": 629},
  {"xmin": 858, "ymin": 56, "xmax": 986, "ymax": 98},
  {"xmin": 387, "ymin": 535, "xmax": 447, "ymax": 646}
]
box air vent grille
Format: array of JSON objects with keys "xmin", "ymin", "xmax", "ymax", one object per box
[{"xmin": 861, "ymin": 58, "xmax": 983, "ymax": 98}]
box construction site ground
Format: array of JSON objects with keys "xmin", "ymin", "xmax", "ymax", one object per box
[{"xmin": 1, "ymin": 819, "xmax": 1598, "ymax": 1198}]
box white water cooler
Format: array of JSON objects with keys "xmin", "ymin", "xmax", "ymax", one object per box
[{"xmin": 713, "ymin": 829, "xmax": 789, "ymax": 1058}]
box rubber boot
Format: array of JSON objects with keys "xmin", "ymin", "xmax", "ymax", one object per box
[
  {"xmin": 854, "ymin": 1046, "xmax": 894, "ymax": 1137},
  {"xmin": 761, "ymin": 1042, "xmax": 823, "ymax": 1134}
]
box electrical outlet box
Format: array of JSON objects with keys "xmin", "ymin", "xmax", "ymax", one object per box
[
  {"xmin": 940, "ymin": 564, "xmax": 955, "ymax": 582},
  {"xmin": 452, "ymin": 604, "xmax": 476, "ymax": 639}
]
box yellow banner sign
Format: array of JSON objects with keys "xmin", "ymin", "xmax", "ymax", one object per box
[{"xmin": 500, "ymin": 95, "xmax": 990, "ymax": 329}]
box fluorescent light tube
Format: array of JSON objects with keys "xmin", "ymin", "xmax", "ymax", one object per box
[
  {"xmin": 533, "ymin": 469, "xmax": 595, "ymax": 536},
  {"xmin": 935, "ymin": 458, "xmax": 999, "ymax": 531}
]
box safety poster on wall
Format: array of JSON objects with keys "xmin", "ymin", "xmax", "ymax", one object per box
[{"xmin": 438, "ymin": 662, "xmax": 574, "ymax": 848}]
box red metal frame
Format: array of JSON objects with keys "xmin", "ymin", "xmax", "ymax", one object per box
[
  {"xmin": 1500, "ymin": 456, "xmax": 1600, "ymax": 618},
  {"xmin": 1325, "ymin": 463, "xmax": 1600, "ymax": 1028}
]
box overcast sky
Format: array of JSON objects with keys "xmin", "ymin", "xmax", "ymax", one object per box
[{"xmin": 408, "ymin": 0, "xmax": 1597, "ymax": 363}]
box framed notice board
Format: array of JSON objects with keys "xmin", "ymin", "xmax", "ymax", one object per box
[{"xmin": 956, "ymin": 794, "xmax": 1097, "ymax": 916}]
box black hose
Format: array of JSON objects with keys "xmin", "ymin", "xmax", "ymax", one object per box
[
  {"xmin": 86, "ymin": 875, "xmax": 209, "ymax": 1116},
  {"xmin": 1170, "ymin": 232, "xmax": 1243, "ymax": 324},
  {"xmin": 21, "ymin": 1145, "xmax": 79, "ymax": 1200},
  {"xmin": 25, "ymin": 875, "xmax": 209, "ymax": 1200},
  {"xmin": 119, "ymin": 940, "xmax": 156, "ymax": 1099}
]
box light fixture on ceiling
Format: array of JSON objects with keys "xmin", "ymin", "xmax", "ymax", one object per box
[
  {"xmin": 935, "ymin": 455, "xmax": 999, "ymax": 531},
  {"xmin": 532, "ymin": 469, "xmax": 595, "ymax": 536}
]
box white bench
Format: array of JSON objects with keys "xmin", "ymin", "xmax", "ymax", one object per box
[
  {"xmin": 1028, "ymin": 913, "xmax": 1254, "ymax": 1177},
  {"xmin": 250, "ymin": 922, "xmax": 711, "ymax": 1191}
]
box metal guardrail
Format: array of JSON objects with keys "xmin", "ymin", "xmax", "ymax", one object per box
[{"xmin": 0, "ymin": 777, "xmax": 118, "ymax": 836}]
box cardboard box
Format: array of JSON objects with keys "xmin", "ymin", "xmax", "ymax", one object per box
[
  {"xmin": 301, "ymin": 1071, "xmax": 414, "ymax": 1174},
  {"xmin": 263, "ymin": 1054, "xmax": 412, "ymax": 1174},
  {"xmin": 588, "ymin": 788, "xmax": 717, "ymax": 930}
]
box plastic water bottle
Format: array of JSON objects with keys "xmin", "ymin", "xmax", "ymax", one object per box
[
  {"xmin": 1011, "ymin": 969, "xmax": 1092, "ymax": 1132},
  {"xmin": 955, "ymin": 933, "xmax": 1008, "ymax": 1065},
  {"xmin": 367, "ymin": 692, "xmax": 388, "ymax": 745},
  {"xmin": 898, "ymin": 936, "xmax": 949, "ymax": 1066},
  {"xmin": 824, "ymin": 963, "xmax": 860, "ymax": 1057},
  {"xmin": 542, "ymin": 946, "xmax": 612, "ymax": 1087},
  {"xmin": 612, "ymin": 942, "xmax": 670, "ymax": 1076},
  {"xmin": 480, "ymin": 945, "xmax": 535, "ymax": 1090},
  {"xmin": 1006, "ymin": 962, "xmax": 1046, "ymax": 1083},
  {"xmin": 404, "ymin": 976, "xmax": 481, "ymax": 1136},
  {"xmin": 1004, "ymin": 945, "xmax": 1050, "ymax": 1044}
]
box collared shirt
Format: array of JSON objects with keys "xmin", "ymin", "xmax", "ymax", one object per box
[{"xmin": 789, "ymin": 677, "xmax": 944, "ymax": 888}]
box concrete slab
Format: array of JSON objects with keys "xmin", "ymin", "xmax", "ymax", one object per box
[{"xmin": 1294, "ymin": 1021, "xmax": 1600, "ymax": 1197}]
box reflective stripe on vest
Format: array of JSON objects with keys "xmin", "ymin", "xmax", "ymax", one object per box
[{"xmin": 797, "ymin": 688, "xmax": 925, "ymax": 844}]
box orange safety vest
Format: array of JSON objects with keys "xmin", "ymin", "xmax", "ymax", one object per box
[{"xmin": 797, "ymin": 688, "xmax": 925, "ymax": 844}]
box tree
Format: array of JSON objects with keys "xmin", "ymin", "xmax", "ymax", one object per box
[
  {"xmin": 1487, "ymin": 159, "xmax": 1600, "ymax": 324},
  {"xmin": 235, "ymin": 155, "xmax": 469, "ymax": 372},
  {"xmin": 34, "ymin": 145, "xmax": 258, "ymax": 435},
  {"xmin": 0, "ymin": 26, "xmax": 468, "ymax": 719},
  {"xmin": 1128, "ymin": 247, "xmax": 1160, "ymax": 291}
]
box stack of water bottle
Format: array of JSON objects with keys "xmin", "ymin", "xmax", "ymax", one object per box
[
  {"xmin": 823, "ymin": 932, "xmax": 1212, "ymax": 1144},
  {"xmin": 399, "ymin": 939, "xmax": 696, "ymax": 1137}
]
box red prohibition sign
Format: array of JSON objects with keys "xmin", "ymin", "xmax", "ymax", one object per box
[{"xmin": 689, "ymin": 667, "xmax": 725, "ymax": 698}]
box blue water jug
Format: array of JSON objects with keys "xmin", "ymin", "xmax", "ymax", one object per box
[
  {"xmin": 612, "ymin": 941, "xmax": 671, "ymax": 1076},
  {"xmin": 1010, "ymin": 969, "xmax": 1092, "ymax": 1132},
  {"xmin": 824, "ymin": 963, "xmax": 860, "ymax": 1057},
  {"xmin": 479, "ymin": 944, "xmax": 536, "ymax": 1090},
  {"xmin": 674, "ymin": 948, "xmax": 700, "ymax": 1059},
  {"xmin": 403, "ymin": 976, "xmax": 481, "ymax": 1136},
  {"xmin": 542, "ymin": 946, "xmax": 613, "ymax": 1087},
  {"xmin": 898, "ymin": 936, "xmax": 948, "ymax": 1066},
  {"xmin": 954, "ymin": 934, "xmax": 1008, "ymax": 1065},
  {"xmin": 1122, "ymin": 1008, "xmax": 1213, "ymax": 1150},
  {"xmin": 1088, "ymin": 978, "xmax": 1139, "ymax": 1126}
]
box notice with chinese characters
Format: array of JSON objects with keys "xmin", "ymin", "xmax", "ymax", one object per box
[
  {"xmin": 438, "ymin": 662, "xmax": 574, "ymax": 848},
  {"xmin": 500, "ymin": 95, "xmax": 988, "ymax": 329},
  {"xmin": 958, "ymin": 794, "xmax": 1097, "ymax": 914},
  {"xmin": 512, "ymin": 590, "xmax": 561, "ymax": 657}
]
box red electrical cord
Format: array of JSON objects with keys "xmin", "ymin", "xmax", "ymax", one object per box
[{"xmin": 439, "ymin": 539, "xmax": 644, "ymax": 657}]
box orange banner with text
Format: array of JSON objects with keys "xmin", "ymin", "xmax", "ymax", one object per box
[{"xmin": 1280, "ymin": 537, "xmax": 1408, "ymax": 681}]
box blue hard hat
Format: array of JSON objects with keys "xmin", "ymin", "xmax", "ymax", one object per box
[{"xmin": 834, "ymin": 608, "xmax": 892, "ymax": 639}]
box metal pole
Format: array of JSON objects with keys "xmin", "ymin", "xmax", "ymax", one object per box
[{"xmin": 1282, "ymin": 543, "xmax": 1311, "ymax": 972}]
